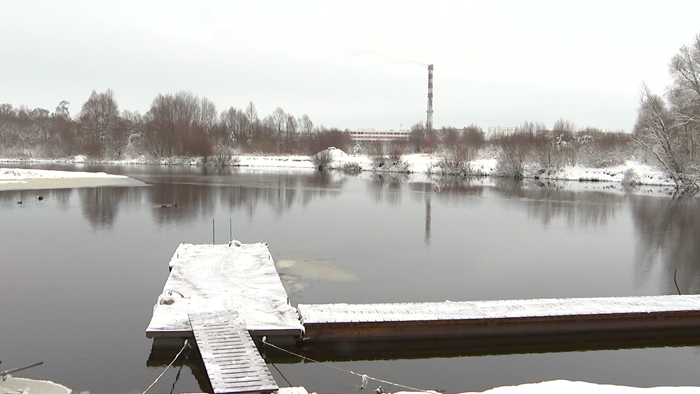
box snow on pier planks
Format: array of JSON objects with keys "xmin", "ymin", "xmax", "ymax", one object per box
[
  {"xmin": 298, "ymin": 295, "xmax": 700, "ymax": 341},
  {"xmin": 146, "ymin": 243, "xmax": 303, "ymax": 339},
  {"xmin": 189, "ymin": 312, "xmax": 278, "ymax": 394}
]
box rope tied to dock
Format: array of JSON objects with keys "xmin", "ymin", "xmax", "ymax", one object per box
[
  {"xmin": 142, "ymin": 339, "xmax": 189, "ymax": 394},
  {"xmin": 261, "ymin": 337, "xmax": 437, "ymax": 393}
]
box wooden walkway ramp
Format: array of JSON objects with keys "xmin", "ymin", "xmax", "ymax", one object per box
[
  {"xmin": 189, "ymin": 312, "xmax": 278, "ymax": 394},
  {"xmin": 298, "ymin": 295, "xmax": 700, "ymax": 341}
]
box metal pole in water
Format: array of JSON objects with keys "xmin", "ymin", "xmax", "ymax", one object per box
[
  {"xmin": 229, "ymin": 218, "xmax": 232, "ymax": 242},
  {"xmin": 213, "ymin": 218, "xmax": 215, "ymax": 244},
  {"xmin": 1, "ymin": 361, "xmax": 43, "ymax": 377}
]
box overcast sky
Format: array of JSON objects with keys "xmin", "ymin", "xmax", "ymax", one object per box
[{"xmin": 2, "ymin": 0, "xmax": 700, "ymax": 132}]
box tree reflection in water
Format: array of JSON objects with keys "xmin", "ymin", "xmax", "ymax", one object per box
[{"xmin": 630, "ymin": 195, "xmax": 700, "ymax": 295}]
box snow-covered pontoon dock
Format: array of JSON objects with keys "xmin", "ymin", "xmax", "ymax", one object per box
[
  {"xmin": 297, "ymin": 296, "xmax": 700, "ymax": 342},
  {"xmin": 146, "ymin": 242, "xmax": 700, "ymax": 394},
  {"xmin": 146, "ymin": 242, "xmax": 303, "ymax": 340},
  {"xmin": 147, "ymin": 242, "xmax": 305, "ymax": 394}
]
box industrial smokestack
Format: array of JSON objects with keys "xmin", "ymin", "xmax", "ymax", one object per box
[{"xmin": 426, "ymin": 64, "xmax": 434, "ymax": 131}]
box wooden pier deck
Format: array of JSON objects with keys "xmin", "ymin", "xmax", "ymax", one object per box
[
  {"xmin": 298, "ymin": 295, "xmax": 700, "ymax": 341},
  {"xmin": 146, "ymin": 243, "xmax": 303, "ymax": 339},
  {"xmin": 189, "ymin": 312, "xmax": 278, "ymax": 394}
]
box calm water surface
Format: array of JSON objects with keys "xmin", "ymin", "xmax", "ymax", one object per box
[{"xmin": 1, "ymin": 164, "xmax": 699, "ymax": 394}]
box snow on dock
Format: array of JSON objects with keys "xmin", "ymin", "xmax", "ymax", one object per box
[
  {"xmin": 146, "ymin": 242, "xmax": 303, "ymax": 338},
  {"xmin": 146, "ymin": 243, "xmax": 700, "ymax": 393},
  {"xmin": 298, "ymin": 295, "xmax": 700, "ymax": 341}
]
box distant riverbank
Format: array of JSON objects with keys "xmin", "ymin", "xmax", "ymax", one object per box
[{"xmin": 0, "ymin": 150, "xmax": 677, "ymax": 188}]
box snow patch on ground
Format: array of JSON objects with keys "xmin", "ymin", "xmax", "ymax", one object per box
[
  {"xmin": 395, "ymin": 380, "xmax": 700, "ymax": 394},
  {"xmin": 0, "ymin": 168, "xmax": 127, "ymax": 181},
  {"xmin": 0, "ymin": 168, "xmax": 145, "ymax": 191},
  {"xmin": 533, "ymin": 161, "xmax": 674, "ymax": 186}
]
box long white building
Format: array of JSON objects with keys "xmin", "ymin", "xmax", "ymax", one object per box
[{"xmin": 348, "ymin": 128, "xmax": 410, "ymax": 142}]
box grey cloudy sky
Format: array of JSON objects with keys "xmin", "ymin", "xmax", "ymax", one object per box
[{"xmin": 2, "ymin": 0, "xmax": 699, "ymax": 132}]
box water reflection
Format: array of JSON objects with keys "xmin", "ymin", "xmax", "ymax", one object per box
[
  {"xmin": 630, "ymin": 195, "xmax": 700, "ymax": 295},
  {"xmin": 78, "ymin": 187, "xmax": 135, "ymax": 231},
  {"xmin": 367, "ymin": 173, "xmax": 408, "ymax": 205},
  {"xmin": 490, "ymin": 180, "xmax": 623, "ymax": 227},
  {"xmin": 0, "ymin": 187, "xmax": 75, "ymax": 209},
  {"xmin": 409, "ymin": 179, "xmax": 486, "ymax": 245}
]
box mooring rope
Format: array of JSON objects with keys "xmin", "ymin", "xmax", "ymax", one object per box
[
  {"xmin": 261, "ymin": 337, "xmax": 435, "ymax": 393},
  {"xmin": 142, "ymin": 339, "xmax": 189, "ymax": 394}
]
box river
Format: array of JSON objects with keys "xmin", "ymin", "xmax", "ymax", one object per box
[{"xmin": 1, "ymin": 164, "xmax": 699, "ymax": 393}]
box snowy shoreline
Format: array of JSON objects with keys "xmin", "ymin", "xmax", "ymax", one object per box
[
  {"xmin": 0, "ymin": 152, "xmax": 678, "ymax": 185},
  {"xmin": 0, "ymin": 167, "xmax": 142, "ymax": 191}
]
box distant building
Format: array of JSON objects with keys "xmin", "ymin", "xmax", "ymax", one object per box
[
  {"xmin": 348, "ymin": 128, "xmax": 410, "ymax": 142},
  {"xmin": 486, "ymin": 126, "xmax": 517, "ymax": 140}
]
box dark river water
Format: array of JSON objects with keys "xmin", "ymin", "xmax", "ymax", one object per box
[{"xmin": 1, "ymin": 164, "xmax": 700, "ymax": 394}]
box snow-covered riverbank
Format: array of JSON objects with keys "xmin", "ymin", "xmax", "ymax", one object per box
[
  {"xmin": 0, "ymin": 167, "xmax": 142, "ymax": 191},
  {"xmin": 0, "ymin": 150, "xmax": 678, "ymax": 189}
]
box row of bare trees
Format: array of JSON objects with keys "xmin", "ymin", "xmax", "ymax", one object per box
[
  {"xmin": 489, "ymin": 127, "xmax": 633, "ymax": 178},
  {"xmin": 634, "ymin": 33, "xmax": 700, "ymax": 195},
  {"xmin": 394, "ymin": 120, "xmax": 632, "ymax": 177},
  {"xmin": 0, "ymin": 90, "xmax": 352, "ymax": 160}
]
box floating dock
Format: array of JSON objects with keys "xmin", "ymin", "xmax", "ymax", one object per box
[
  {"xmin": 298, "ymin": 296, "xmax": 700, "ymax": 341},
  {"xmin": 147, "ymin": 242, "xmax": 305, "ymax": 394},
  {"xmin": 146, "ymin": 243, "xmax": 700, "ymax": 393},
  {"xmin": 146, "ymin": 242, "xmax": 303, "ymax": 339}
]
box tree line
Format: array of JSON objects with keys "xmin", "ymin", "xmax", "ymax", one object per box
[
  {"xmin": 0, "ymin": 88, "xmax": 640, "ymax": 178},
  {"xmin": 0, "ymin": 90, "xmax": 351, "ymax": 161}
]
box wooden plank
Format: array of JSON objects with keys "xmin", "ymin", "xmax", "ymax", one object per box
[{"xmin": 190, "ymin": 312, "xmax": 278, "ymax": 394}]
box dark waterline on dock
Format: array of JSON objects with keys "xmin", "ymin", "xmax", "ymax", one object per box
[{"xmin": 1, "ymin": 164, "xmax": 700, "ymax": 393}]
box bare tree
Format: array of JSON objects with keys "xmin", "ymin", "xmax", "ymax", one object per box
[
  {"xmin": 668, "ymin": 34, "xmax": 700, "ymax": 162},
  {"xmin": 577, "ymin": 128, "xmax": 632, "ymax": 168},
  {"xmin": 79, "ymin": 89, "xmax": 120, "ymax": 157},
  {"xmin": 220, "ymin": 107, "xmax": 247, "ymax": 146},
  {"xmin": 285, "ymin": 113, "xmax": 298, "ymax": 152},
  {"xmin": 54, "ymin": 100, "xmax": 71, "ymax": 119},
  {"xmin": 634, "ymin": 83, "xmax": 687, "ymax": 188},
  {"xmin": 493, "ymin": 133, "xmax": 530, "ymax": 178},
  {"xmin": 552, "ymin": 118, "xmax": 576, "ymax": 134},
  {"xmin": 142, "ymin": 91, "xmax": 213, "ymax": 157},
  {"xmin": 199, "ymin": 97, "xmax": 218, "ymax": 131},
  {"xmin": 244, "ymin": 101, "xmax": 258, "ymax": 144},
  {"xmin": 298, "ymin": 114, "xmax": 314, "ymax": 134},
  {"xmin": 266, "ymin": 107, "xmax": 288, "ymax": 151},
  {"xmin": 408, "ymin": 121, "xmax": 426, "ymax": 153}
]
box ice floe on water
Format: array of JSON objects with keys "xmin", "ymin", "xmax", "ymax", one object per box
[
  {"xmin": 275, "ymin": 252, "xmax": 357, "ymax": 281},
  {"xmin": 275, "ymin": 252, "xmax": 357, "ymax": 295}
]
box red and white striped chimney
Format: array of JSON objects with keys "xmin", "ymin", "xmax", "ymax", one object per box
[{"xmin": 426, "ymin": 64, "xmax": 434, "ymax": 131}]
